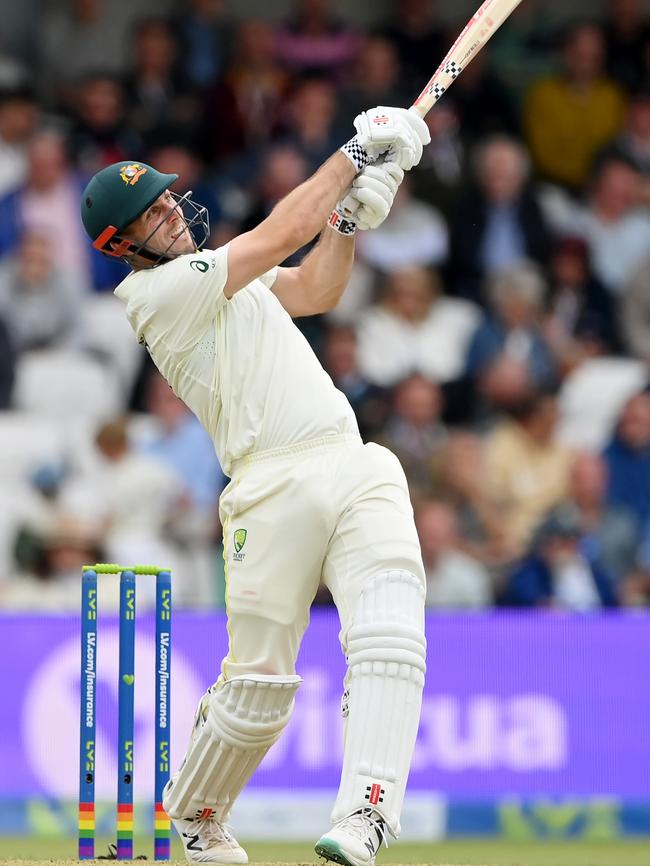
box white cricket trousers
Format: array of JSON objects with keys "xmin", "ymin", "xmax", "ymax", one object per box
[{"xmin": 218, "ymin": 434, "xmax": 425, "ymax": 678}]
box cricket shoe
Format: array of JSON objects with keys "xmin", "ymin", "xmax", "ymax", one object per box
[
  {"xmin": 315, "ymin": 808, "xmax": 387, "ymax": 866},
  {"xmin": 173, "ymin": 813, "xmax": 248, "ymax": 863}
]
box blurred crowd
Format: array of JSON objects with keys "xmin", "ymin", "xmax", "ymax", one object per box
[{"xmin": 0, "ymin": 0, "xmax": 648, "ymax": 612}]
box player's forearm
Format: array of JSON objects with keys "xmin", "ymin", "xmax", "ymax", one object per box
[
  {"xmin": 268, "ymin": 152, "xmax": 357, "ymax": 253},
  {"xmin": 297, "ymin": 222, "xmax": 355, "ymax": 311}
]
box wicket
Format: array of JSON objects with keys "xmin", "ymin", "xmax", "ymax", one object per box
[{"xmin": 79, "ymin": 563, "xmax": 172, "ymax": 861}]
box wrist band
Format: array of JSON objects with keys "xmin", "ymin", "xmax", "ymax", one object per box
[
  {"xmin": 328, "ymin": 208, "xmax": 357, "ymax": 236},
  {"xmin": 340, "ymin": 136, "xmax": 370, "ymax": 172}
]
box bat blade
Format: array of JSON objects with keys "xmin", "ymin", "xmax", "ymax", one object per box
[{"xmin": 412, "ymin": 0, "xmax": 524, "ymax": 118}]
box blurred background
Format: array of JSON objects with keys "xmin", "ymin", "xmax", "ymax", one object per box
[{"xmin": 0, "ymin": 0, "xmax": 649, "ymax": 852}]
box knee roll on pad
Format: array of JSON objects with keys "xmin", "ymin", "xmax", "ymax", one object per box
[
  {"xmin": 332, "ymin": 570, "xmax": 426, "ymax": 837},
  {"xmin": 163, "ymin": 674, "xmax": 301, "ymax": 821}
]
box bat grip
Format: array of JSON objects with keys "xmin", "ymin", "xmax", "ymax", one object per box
[{"xmin": 409, "ymin": 103, "xmax": 429, "ymax": 119}]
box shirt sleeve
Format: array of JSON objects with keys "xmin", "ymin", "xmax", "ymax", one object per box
[
  {"xmin": 139, "ymin": 247, "xmax": 230, "ymax": 354},
  {"xmin": 257, "ymin": 266, "xmax": 279, "ymax": 290}
]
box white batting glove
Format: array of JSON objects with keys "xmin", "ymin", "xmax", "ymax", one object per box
[
  {"xmin": 340, "ymin": 106, "xmax": 430, "ymax": 172},
  {"xmin": 329, "ymin": 161, "xmax": 404, "ymax": 235}
]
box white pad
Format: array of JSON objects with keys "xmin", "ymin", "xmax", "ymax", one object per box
[
  {"xmin": 332, "ymin": 570, "xmax": 426, "ymax": 837},
  {"xmin": 164, "ymin": 674, "xmax": 301, "ymax": 822}
]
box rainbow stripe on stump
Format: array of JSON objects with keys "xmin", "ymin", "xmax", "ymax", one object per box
[
  {"xmin": 78, "ymin": 802, "xmax": 95, "ymax": 858},
  {"xmin": 117, "ymin": 803, "xmax": 134, "ymax": 858},
  {"xmin": 154, "ymin": 802, "xmax": 171, "ymax": 859}
]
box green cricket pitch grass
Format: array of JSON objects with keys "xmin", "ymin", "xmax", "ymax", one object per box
[{"xmin": 1, "ymin": 837, "xmax": 650, "ymax": 866}]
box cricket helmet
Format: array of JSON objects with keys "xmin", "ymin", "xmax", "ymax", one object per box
[{"xmin": 80, "ymin": 160, "xmax": 209, "ymax": 265}]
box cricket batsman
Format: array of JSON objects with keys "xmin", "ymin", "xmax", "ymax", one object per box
[{"xmin": 80, "ymin": 106, "xmax": 430, "ymax": 866}]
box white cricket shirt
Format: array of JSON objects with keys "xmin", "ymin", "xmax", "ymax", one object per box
[{"xmin": 115, "ymin": 246, "xmax": 359, "ymax": 475}]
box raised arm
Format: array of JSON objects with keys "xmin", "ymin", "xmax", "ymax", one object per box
[
  {"xmin": 271, "ymin": 161, "xmax": 405, "ymax": 317},
  {"xmin": 224, "ymin": 152, "xmax": 355, "ymax": 299},
  {"xmin": 223, "ymin": 106, "xmax": 429, "ymax": 299}
]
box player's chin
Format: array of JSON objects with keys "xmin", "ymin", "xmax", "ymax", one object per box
[{"xmin": 168, "ymin": 232, "xmax": 195, "ymax": 255}]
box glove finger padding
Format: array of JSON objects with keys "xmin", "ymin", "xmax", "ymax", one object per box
[
  {"xmin": 357, "ymin": 162, "xmax": 404, "ymax": 198},
  {"xmin": 353, "ymin": 174, "xmax": 394, "ymax": 209}
]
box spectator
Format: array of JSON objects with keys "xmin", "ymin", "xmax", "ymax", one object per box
[
  {"xmin": 3, "ymin": 512, "xmax": 105, "ymax": 611},
  {"xmin": 356, "ymin": 266, "xmax": 479, "ymax": 387},
  {"xmin": 279, "ymin": 77, "xmax": 340, "ymax": 173},
  {"xmin": 504, "ymin": 510, "xmax": 618, "ymax": 609},
  {"xmin": 472, "ymin": 354, "xmax": 535, "ymax": 430},
  {"xmin": 482, "ymin": 388, "xmax": 573, "ymax": 553},
  {"xmin": 335, "ymin": 36, "xmax": 408, "ymax": 136},
  {"xmin": 434, "ymin": 431, "xmax": 516, "ymax": 567},
  {"xmin": 576, "ymin": 156, "xmax": 650, "ymax": 296},
  {"xmin": 0, "ymin": 129, "xmax": 128, "ymax": 292},
  {"xmin": 68, "ymin": 73, "xmax": 144, "ymax": 174},
  {"xmin": 275, "ymin": 0, "xmax": 361, "ymax": 79},
  {"xmin": 37, "ymin": 0, "xmax": 133, "ymax": 106},
  {"xmin": 489, "ymin": 0, "xmax": 556, "ymax": 98},
  {"xmin": 543, "ymin": 236, "xmax": 620, "ymax": 371},
  {"xmin": 620, "ymin": 257, "xmax": 650, "ymax": 362},
  {"xmin": 550, "ymin": 453, "xmax": 640, "ymax": 587},
  {"xmin": 557, "ymin": 312, "xmax": 647, "ymax": 452},
  {"xmin": 0, "ymin": 86, "xmax": 38, "ymax": 197},
  {"xmin": 602, "ymin": 89, "xmax": 650, "ymax": 176},
  {"xmin": 465, "ymin": 262, "xmax": 557, "ymax": 390},
  {"xmin": 603, "ymin": 390, "xmax": 650, "ymax": 528},
  {"xmin": 171, "ymin": 0, "xmax": 232, "ymax": 90},
  {"xmin": 0, "ymin": 230, "xmax": 84, "ymax": 350},
  {"xmin": 239, "ymin": 145, "xmax": 309, "ymax": 265},
  {"xmin": 356, "ymin": 176, "xmax": 449, "ymax": 272},
  {"xmin": 604, "ymin": 0, "xmax": 650, "ymax": 92},
  {"xmin": 0, "ymin": 315, "xmax": 14, "ymax": 408},
  {"xmin": 410, "ymin": 99, "xmax": 470, "ymax": 220},
  {"xmin": 137, "ymin": 372, "xmax": 226, "ymax": 516},
  {"xmin": 448, "ymin": 136, "xmax": 551, "ymax": 301},
  {"xmin": 124, "ymin": 18, "xmax": 199, "ymax": 145},
  {"xmin": 147, "ymin": 142, "xmax": 222, "ymax": 246},
  {"xmin": 202, "ymin": 20, "xmax": 289, "ymax": 164},
  {"xmin": 321, "ymin": 324, "xmax": 391, "ymax": 440},
  {"xmin": 379, "ymin": 374, "xmax": 447, "ymax": 499},
  {"xmin": 524, "ymin": 22, "xmax": 627, "ymax": 190},
  {"xmin": 60, "ymin": 417, "xmax": 188, "ymax": 601},
  {"xmin": 416, "ymin": 500, "xmax": 492, "ymax": 609},
  {"xmin": 441, "ymin": 50, "xmax": 519, "ymax": 145},
  {"xmin": 382, "ymin": 0, "xmax": 445, "ymax": 93}
]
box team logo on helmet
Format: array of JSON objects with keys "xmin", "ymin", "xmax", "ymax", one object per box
[{"xmin": 119, "ymin": 163, "xmax": 148, "ymax": 186}]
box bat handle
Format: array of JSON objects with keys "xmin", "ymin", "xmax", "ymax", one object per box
[{"xmin": 409, "ymin": 102, "xmax": 429, "ymax": 119}]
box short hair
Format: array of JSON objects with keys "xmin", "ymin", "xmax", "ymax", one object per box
[
  {"xmin": 487, "ymin": 261, "xmax": 546, "ymax": 310},
  {"xmin": 474, "ymin": 135, "xmax": 531, "ymax": 182}
]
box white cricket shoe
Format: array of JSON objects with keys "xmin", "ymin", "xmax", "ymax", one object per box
[
  {"xmin": 173, "ymin": 814, "xmax": 248, "ymax": 864},
  {"xmin": 315, "ymin": 808, "xmax": 387, "ymax": 866}
]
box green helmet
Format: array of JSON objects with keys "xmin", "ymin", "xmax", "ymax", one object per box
[{"xmin": 80, "ymin": 160, "xmax": 178, "ymax": 255}]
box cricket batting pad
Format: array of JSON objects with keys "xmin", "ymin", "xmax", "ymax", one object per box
[
  {"xmin": 332, "ymin": 570, "xmax": 426, "ymax": 837},
  {"xmin": 163, "ymin": 674, "xmax": 301, "ymax": 822}
]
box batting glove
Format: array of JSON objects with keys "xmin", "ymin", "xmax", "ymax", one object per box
[
  {"xmin": 340, "ymin": 106, "xmax": 430, "ymax": 172},
  {"xmin": 329, "ymin": 161, "xmax": 404, "ymax": 235}
]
